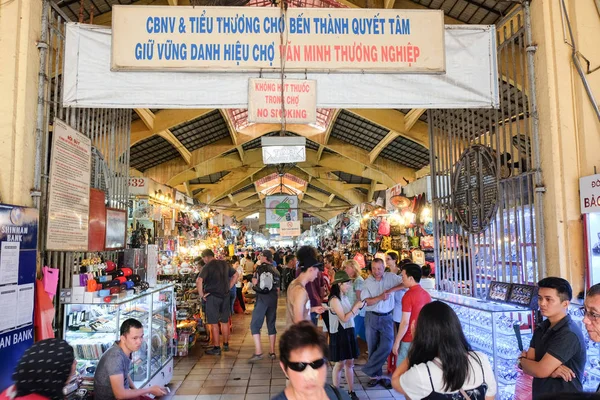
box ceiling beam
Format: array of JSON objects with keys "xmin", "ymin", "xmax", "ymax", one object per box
[
  {"xmin": 346, "ymin": 109, "xmax": 429, "ymax": 149},
  {"xmin": 404, "ymin": 109, "xmax": 427, "ymax": 132},
  {"xmin": 384, "ymin": 0, "xmax": 395, "ymax": 8},
  {"xmin": 369, "ymin": 130, "xmax": 400, "ymax": 164},
  {"xmin": 157, "ymin": 129, "xmax": 192, "ymax": 164},
  {"xmin": 131, "ymin": 109, "xmax": 213, "ymax": 145},
  {"xmin": 167, "ymin": 0, "xmax": 178, "ymax": 4},
  {"xmin": 197, "ymin": 165, "xmax": 266, "ymax": 204}
]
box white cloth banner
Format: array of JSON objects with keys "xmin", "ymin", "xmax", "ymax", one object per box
[{"xmin": 63, "ymin": 23, "xmax": 499, "ymax": 109}]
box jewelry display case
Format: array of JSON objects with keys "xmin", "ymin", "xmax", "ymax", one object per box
[
  {"xmin": 431, "ymin": 291, "xmax": 535, "ymax": 400},
  {"xmin": 63, "ymin": 284, "xmax": 175, "ymax": 392}
]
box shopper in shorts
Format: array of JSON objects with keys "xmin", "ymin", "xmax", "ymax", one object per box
[
  {"xmin": 196, "ymin": 249, "xmax": 238, "ymax": 355},
  {"xmin": 248, "ymin": 250, "xmax": 281, "ymax": 363},
  {"xmin": 95, "ymin": 319, "xmax": 167, "ymax": 400}
]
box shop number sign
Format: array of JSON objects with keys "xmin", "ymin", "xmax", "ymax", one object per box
[{"xmin": 580, "ymin": 174, "xmax": 600, "ymax": 214}]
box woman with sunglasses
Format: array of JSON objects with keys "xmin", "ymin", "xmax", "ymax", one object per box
[
  {"xmin": 272, "ymin": 321, "xmax": 351, "ymax": 400},
  {"xmin": 328, "ymin": 270, "xmax": 365, "ymax": 400},
  {"xmin": 391, "ymin": 301, "xmax": 496, "ymax": 400}
]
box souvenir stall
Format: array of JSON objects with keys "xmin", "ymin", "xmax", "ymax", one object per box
[{"xmin": 350, "ymin": 181, "xmax": 435, "ymax": 272}]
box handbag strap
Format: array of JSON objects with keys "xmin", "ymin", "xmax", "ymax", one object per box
[{"xmin": 459, "ymin": 389, "xmax": 471, "ymax": 400}]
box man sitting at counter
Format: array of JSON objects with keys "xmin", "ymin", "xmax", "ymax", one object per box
[
  {"xmin": 519, "ymin": 277, "xmax": 586, "ymax": 399},
  {"xmin": 94, "ymin": 318, "xmax": 167, "ymax": 400}
]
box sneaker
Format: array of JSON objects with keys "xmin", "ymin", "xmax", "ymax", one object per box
[
  {"xmin": 223, "ymin": 343, "xmax": 230, "ymax": 352},
  {"xmin": 348, "ymin": 391, "xmax": 359, "ymax": 400},
  {"xmin": 205, "ymin": 346, "xmax": 221, "ymax": 356},
  {"xmin": 248, "ymin": 353, "xmax": 263, "ymax": 363},
  {"xmin": 269, "ymin": 353, "xmax": 276, "ymax": 360}
]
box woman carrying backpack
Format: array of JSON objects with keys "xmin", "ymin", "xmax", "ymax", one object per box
[
  {"xmin": 248, "ymin": 250, "xmax": 281, "ymax": 363},
  {"xmin": 391, "ymin": 301, "xmax": 497, "ymax": 400}
]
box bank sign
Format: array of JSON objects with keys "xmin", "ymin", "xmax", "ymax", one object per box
[
  {"xmin": 580, "ymin": 174, "xmax": 600, "ymax": 214},
  {"xmin": 111, "ymin": 6, "xmax": 445, "ymax": 73}
]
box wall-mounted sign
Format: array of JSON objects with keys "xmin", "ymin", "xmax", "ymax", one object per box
[
  {"xmin": 0, "ymin": 205, "xmax": 38, "ymax": 392},
  {"xmin": 266, "ymin": 196, "xmax": 298, "ymax": 228},
  {"xmin": 111, "ymin": 6, "xmax": 445, "ymax": 73},
  {"xmin": 46, "ymin": 118, "xmax": 91, "ymax": 251},
  {"xmin": 279, "ymin": 221, "xmax": 301, "ymax": 237},
  {"xmin": 248, "ymin": 78, "xmax": 317, "ymax": 124},
  {"xmin": 580, "ymin": 174, "xmax": 600, "ymax": 214}
]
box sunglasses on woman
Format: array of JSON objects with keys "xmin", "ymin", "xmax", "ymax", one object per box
[{"xmin": 287, "ymin": 358, "xmax": 327, "ymax": 372}]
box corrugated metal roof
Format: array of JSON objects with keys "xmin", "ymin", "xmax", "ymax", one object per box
[
  {"xmin": 330, "ymin": 110, "xmax": 389, "ymax": 152},
  {"xmin": 189, "ymin": 171, "xmax": 230, "ymax": 184},
  {"xmin": 171, "ymin": 110, "xmax": 231, "ymax": 152},
  {"xmin": 331, "ymin": 171, "xmax": 372, "ymax": 185},
  {"xmin": 130, "ymin": 135, "xmax": 181, "ymax": 171},
  {"xmin": 379, "ymin": 136, "xmax": 430, "ymax": 169},
  {"xmin": 410, "ymin": 0, "xmax": 512, "ymax": 25}
]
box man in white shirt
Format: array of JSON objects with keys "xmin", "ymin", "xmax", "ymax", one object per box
[{"xmin": 360, "ymin": 258, "xmax": 404, "ymax": 389}]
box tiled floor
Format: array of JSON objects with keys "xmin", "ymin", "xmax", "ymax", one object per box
[{"xmin": 166, "ymin": 298, "xmax": 405, "ymax": 400}]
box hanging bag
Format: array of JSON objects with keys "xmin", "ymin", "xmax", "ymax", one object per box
[{"xmin": 378, "ymin": 218, "xmax": 391, "ymax": 236}]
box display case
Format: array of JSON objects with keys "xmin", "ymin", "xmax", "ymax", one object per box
[
  {"xmin": 431, "ymin": 291, "xmax": 535, "ymax": 400},
  {"xmin": 63, "ymin": 284, "xmax": 175, "ymax": 392}
]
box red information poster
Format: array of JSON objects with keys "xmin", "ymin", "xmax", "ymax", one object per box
[{"xmin": 88, "ymin": 189, "xmax": 106, "ymax": 251}]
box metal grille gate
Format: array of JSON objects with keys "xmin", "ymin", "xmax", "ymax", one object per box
[
  {"xmin": 39, "ymin": 2, "xmax": 131, "ymax": 336},
  {"xmin": 430, "ymin": 4, "xmax": 543, "ymax": 298}
]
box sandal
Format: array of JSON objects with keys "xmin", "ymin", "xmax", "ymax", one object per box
[
  {"xmin": 269, "ymin": 353, "xmax": 276, "ymax": 360},
  {"xmin": 367, "ymin": 378, "xmax": 380, "ymax": 387},
  {"xmin": 380, "ymin": 379, "xmax": 392, "ymax": 389}
]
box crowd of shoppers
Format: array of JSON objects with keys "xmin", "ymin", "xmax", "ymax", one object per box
[{"xmin": 9, "ymin": 244, "xmax": 600, "ymax": 400}]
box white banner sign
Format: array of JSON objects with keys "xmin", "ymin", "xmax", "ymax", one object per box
[
  {"xmin": 386, "ymin": 183, "xmax": 403, "ymax": 211},
  {"xmin": 63, "ymin": 24, "xmax": 499, "ymax": 109},
  {"xmin": 248, "ymin": 79, "xmax": 316, "ymax": 124},
  {"xmin": 580, "ymin": 174, "xmax": 600, "ymax": 214},
  {"xmin": 111, "ymin": 6, "xmax": 445, "ymax": 73},
  {"xmin": 266, "ymin": 196, "xmax": 299, "ymax": 227},
  {"xmin": 279, "ymin": 221, "xmax": 301, "ymax": 237},
  {"xmin": 46, "ymin": 119, "xmax": 91, "ymax": 251}
]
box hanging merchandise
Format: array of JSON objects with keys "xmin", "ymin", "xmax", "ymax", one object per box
[
  {"xmin": 412, "ymin": 249, "xmax": 425, "ymax": 265},
  {"xmin": 378, "ymin": 218, "xmax": 391, "ymax": 236},
  {"xmin": 381, "ymin": 236, "xmax": 392, "ymax": 251}
]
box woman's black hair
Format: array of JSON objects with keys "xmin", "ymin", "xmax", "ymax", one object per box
[
  {"xmin": 231, "ymin": 255, "xmax": 239, "ymax": 263},
  {"xmin": 408, "ymin": 301, "xmax": 472, "ymax": 392},
  {"xmin": 279, "ymin": 321, "xmax": 329, "ymax": 369},
  {"xmin": 329, "ymin": 282, "xmax": 341, "ymax": 300}
]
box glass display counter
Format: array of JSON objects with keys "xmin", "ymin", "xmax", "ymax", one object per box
[
  {"xmin": 63, "ymin": 284, "xmax": 175, "ymax": 392},
  {"xmin": 430, "ymin": 291, "xmax": 535, "ymax": 400}
]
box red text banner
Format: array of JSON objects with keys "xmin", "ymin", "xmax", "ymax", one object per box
[{"xmin": 248, "ymin": 78, "xmax": 316, "ymax": 124}]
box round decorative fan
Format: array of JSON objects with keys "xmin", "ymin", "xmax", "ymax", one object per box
[
  {"xmin": 389, "ymin": 195, "xmax": 411, "ymax": 209},
  {"xmin": 451, "ymin": 145, "xmax": 499, "ymax": 234}
]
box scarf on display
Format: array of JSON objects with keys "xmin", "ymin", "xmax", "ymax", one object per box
[{"xmin": 13, "ymin": 338, "xmax": 74, "ymax": 400}]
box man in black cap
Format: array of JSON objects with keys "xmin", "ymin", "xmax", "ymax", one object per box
[
  {"xmin": 196, "ymin": 249, "xmax": 238, "ymax": 355},
  {"xmin": 248, "ymin": 250, "xmax": 281, "ymax": 363}
]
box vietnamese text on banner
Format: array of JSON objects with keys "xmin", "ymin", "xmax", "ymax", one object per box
[{"xmin": 111, "ymin": 6, "xmax": 445, "ymax": 73}]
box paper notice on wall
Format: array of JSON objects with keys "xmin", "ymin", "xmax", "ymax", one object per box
[
  {"xmin": 46, "ymin": 119, "xmax": 91, "ymax": 251},
  {"xmin": 0, "ymin": 242, "xmax": 20, "ymax": 285},
  {"xmin": 16, "ymin": 284, "xmax": 34, "ymax": 327},
  {"xmin": 0, "ymin": 286, "xmax": 18, "ymax": 333}
]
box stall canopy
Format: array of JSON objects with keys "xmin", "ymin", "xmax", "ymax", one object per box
[{"xmin": 63, "ymin": 24, "xmax": 499, "ymax": 109}]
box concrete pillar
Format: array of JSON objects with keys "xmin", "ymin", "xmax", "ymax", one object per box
[
  {"xmin": 530, "ymin": 0, "xmax": 600, "ymax": 294},
  {"xmin": 0, "ymin": 0, "xmax": 43, "ymax": 207}
]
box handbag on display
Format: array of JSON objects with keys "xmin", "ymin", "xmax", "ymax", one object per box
[
  {"xmin": 421, "ymin": 235, "xmax": 434, "ymax": 249},
  {"xmin": 412, "ymin": 249, "xmax": 425, "ymax": 265},
  {"xmin": 378, "ymin": 218, "xmax": 390, "ymax": 236}
]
